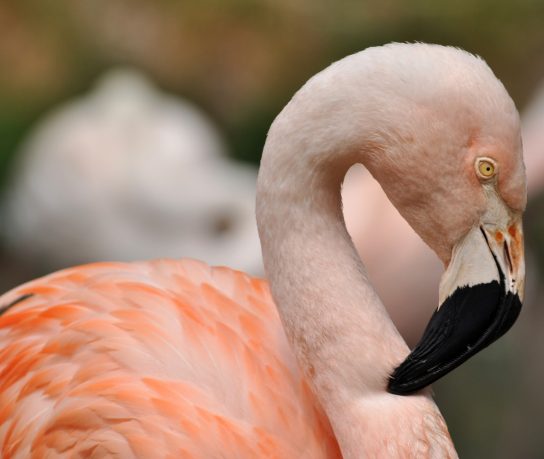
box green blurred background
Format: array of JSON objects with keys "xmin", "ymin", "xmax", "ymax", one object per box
[
  {"xmin": 2, "ymin": 1, "xmax": 544, "ymax": 457},
  {"xmin": 2, "ymin": 0, "xmax": 544, "ymax": 177}
]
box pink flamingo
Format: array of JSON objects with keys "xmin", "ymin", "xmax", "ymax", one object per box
[
  {"xmin": 521, "ymin": 80, "xmax": 544, "ymax": 195},
  {"xmin": 0, "ymin": 43, "xmax": 525, "ymax": 458}
]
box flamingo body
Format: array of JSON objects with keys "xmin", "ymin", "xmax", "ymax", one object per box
[{"xmin": 0, "ymin": 259, "xmax": 340, "ymax": 458}]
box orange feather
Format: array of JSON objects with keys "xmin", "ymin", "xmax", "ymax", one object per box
[{"xmin": 0, "ymin": 259, "xmax": 341, "ymax": 458}]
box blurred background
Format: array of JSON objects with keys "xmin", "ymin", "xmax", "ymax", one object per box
[{"xmin": 1, "ymin": 1, "xmax": 544, "ymax": 457}]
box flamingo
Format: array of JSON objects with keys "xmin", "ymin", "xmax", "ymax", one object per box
[
  {"xmin": 2, "ymin": 69, "xmax": 261, "ymax": 276},
  {"xmin": 0, "ymin": 43, "xmax": 525, "ymax": 458}
]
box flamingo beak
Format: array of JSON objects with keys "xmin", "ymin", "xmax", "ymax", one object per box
[{"xmin": 388, "ymin": 214, "xmax": 524, "ymax": 395}]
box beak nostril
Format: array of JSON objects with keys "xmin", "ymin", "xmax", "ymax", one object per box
[{"xmin": 503, "ymin": 241, "xmax": 513, "ymax": 274}]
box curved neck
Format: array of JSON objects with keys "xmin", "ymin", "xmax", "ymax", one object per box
[
  {"xmin": 256, "ymin": 122, "xmax": 433, "ymax": 455},
  {"xmin": 257, "ymin": 133, "xmax": 409, "ymax": 392},
  {"xmin": 253, "ymin": 44, "xmax": 511, "ymax": 458}
]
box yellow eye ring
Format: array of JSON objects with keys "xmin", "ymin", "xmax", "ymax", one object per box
[{"xmin": 475, "ymin": 157, "xmax": 497, "ymax": 179}]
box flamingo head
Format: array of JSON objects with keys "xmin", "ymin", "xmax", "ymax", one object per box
[
  {"xmin": 261, "ymin": 43, "xmax": 526, "ymax": 395},
  {"xmin": 363, "ymin": 45, "xmax": 528, "ymax": 394}
]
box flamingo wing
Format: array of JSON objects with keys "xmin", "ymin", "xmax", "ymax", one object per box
[{"xmin": 0, "ymin": 259, "xmax": 340, "ymax": 458}]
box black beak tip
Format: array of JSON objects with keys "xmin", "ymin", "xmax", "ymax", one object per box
[
  {"xmin": 387, "ymin": 374, "xmax": 419, "ymax": 396},
  {"xmin": 385, "ymin": 282, "xmax": 522, "ymax": 396},
  {"xmin": 387, "ymin": 380, "xmax": 402, "ymax": 395},
  {"xmin": 387, "ymin": 367, "xmax": 426, "ymax": 395}
]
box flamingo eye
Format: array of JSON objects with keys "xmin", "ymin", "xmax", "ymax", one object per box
[{"xmin": 475, "ymin": 158, "xmax": 496, "ymax": 179}]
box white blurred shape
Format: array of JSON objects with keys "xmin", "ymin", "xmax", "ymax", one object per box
[{"xmin": 4, "ymin": 69, "xmax": 262, "ymax": 274}]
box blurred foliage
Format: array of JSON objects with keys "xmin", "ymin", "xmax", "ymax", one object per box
[
  {"xmin": 2, "ymin": 2, "xmax": 544, "ymax": 458},
  {"xmin": 1, "ymin": 0, "xmax": 544, "ymax": 180}
]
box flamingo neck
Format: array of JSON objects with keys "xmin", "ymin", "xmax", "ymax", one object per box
[
  {"xmin": 258, "ymin": 147, "xmax": 409, "ymax": 381},
  {"xmin": 256, "ymin": 124, "xmax": 425, "ymax": 453}
]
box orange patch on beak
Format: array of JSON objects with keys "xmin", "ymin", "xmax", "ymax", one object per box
[{"xmin": 507, "ymin": 222, "xmax": 524, "ymax": 275}]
